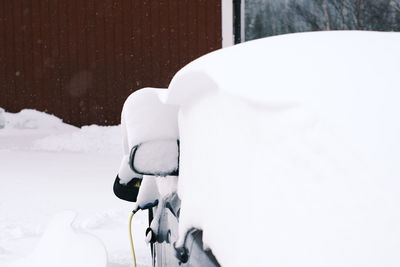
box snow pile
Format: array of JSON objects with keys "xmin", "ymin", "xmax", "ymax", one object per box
[
  {"xmin": 33, "ymin": 125, "xmax": 122, "ymax": 154},
  {"xmin": 7, "ymin": 211, "xmax": 107, "ymax": 267},
  {"xmin": 167, "ymin": 31, "xmax": 400, "ymax": 267},
  {"xmin": 0, "ymin": 107, "xmax": 5, "ymax": 129},
  {"xmin": 0, "ymin": 109, "xmax": 77, "ymax": 150},
  {"xmin": 0, "ymin": 109, "xmax": 122, "ymax": 154},
  {"xmin": 2, "ymin": 109, "xmax": 76, "ymax": 131},
  {"xmin": 0, "ymin": 109, "xmax": 121, "ymax": 154}
]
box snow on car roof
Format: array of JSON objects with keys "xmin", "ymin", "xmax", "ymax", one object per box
[
  {"xmin": 166, "ymin": 30, "xmax": 400, "ymax": 172},
  {"xmin": 167, "ymin": 31, "xmax": 400, "ymax": 106}
]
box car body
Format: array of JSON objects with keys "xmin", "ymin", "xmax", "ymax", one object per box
[{"xmin": 115, "ymin": 31, "xmax": 400, "ymax": 267}]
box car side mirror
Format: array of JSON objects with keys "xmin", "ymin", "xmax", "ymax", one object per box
[{"xmin": 130, "ymin": 139, "xmax": 179, "ymax": 176}]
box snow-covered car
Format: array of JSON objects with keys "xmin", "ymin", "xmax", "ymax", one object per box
[{"xmin": 115, "ymin": 31, "xmax": 400, "ymax": 267}]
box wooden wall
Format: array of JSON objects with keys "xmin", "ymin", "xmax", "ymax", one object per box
[{"xmin": 0, "ymin": 0, "xmax": 222, "ymax": 126}]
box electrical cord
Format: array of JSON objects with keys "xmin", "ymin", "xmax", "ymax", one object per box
[
  {"xmin": 129, "ymin": 211, "xmax": 137, "ymax": 267},
  {"xmin": 129, "ymin": 202, "xmax": 158, "ymax": 267}
]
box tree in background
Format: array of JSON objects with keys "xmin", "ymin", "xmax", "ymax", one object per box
[{"xmin": 245, "ymin": 0, "xmax": 400, "ymax": 41}]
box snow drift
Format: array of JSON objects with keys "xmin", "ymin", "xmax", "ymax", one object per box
[
  {"xmin": 1, "ymin": 109, "xmax": 76, "ymax": 131},
  {"xmin": 32, "ymin": 125, "xmax": 122, "ymax": 153},
  {"xmin": 0, "ymin": 109, "xmax": 121, "ymax": 153},
  {"xmin": 165, "ymin": 31, "xmax": 400, "ymax": 267}
]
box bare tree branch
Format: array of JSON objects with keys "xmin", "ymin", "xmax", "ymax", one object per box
[
  {"xmin": 391, "ymin": 0, "xmax": 400, "ymax": 12},
  {"xmin": 323, "ymin": 0, "xmax": 331, "ymax": 30}
]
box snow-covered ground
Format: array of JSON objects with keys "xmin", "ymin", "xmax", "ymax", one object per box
[{"xmin": 0, "ymin": 109, "xmax": 151, "ymax": 267}]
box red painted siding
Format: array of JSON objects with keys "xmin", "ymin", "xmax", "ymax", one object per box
[{"xmin": 0, "ymin": 0, "xmax": 222, "ymax": 126}]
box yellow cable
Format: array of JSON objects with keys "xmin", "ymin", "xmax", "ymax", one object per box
[{"xmin": 129, "ymin": 211, "xmax": 137, "ymax": 267}]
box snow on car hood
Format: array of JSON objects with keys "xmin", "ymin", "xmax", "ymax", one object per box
[{"xmin": 165, "ymin": 31, "xmax": 400, "ymax": 267}]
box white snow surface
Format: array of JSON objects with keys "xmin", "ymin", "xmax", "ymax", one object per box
[
  {"xmin": 0, "ymin": 109, "xmax": 151, "ymax": 267},
  {"xmin": 166, "ymin": 31, "xmax": 400, "ymax": 267},
  {"xmin": 8, "ymin": 211, "xmax": 107, "ymax": 267}
]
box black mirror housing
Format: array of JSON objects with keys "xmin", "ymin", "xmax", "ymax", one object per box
[{"xmin": 113, "ymin": 175, "xmax": 142, "ymax": 202}]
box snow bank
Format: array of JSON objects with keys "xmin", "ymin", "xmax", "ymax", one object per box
[
  {"xmin": 167, "ymin": 31, "xmax": 400, "ymax": 267},
  {"xmin": 0, "ymin": 109, "xmax": 78, "ymax": 150},
  {"xmin": 33, "ymin": 125, "xmax": 122, "ymax": 154},
  {"xmin": 2, "ymin": 109, "xmax": 76, "ymax": 131},
  {"xmin": 0, "ymin": 109, "xmax": 121, "ymax": 154}
]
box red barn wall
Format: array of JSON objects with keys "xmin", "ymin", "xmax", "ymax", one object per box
[{"xmin": 0, "ymin": 0, "xmax": 222, "ymax": 126}]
